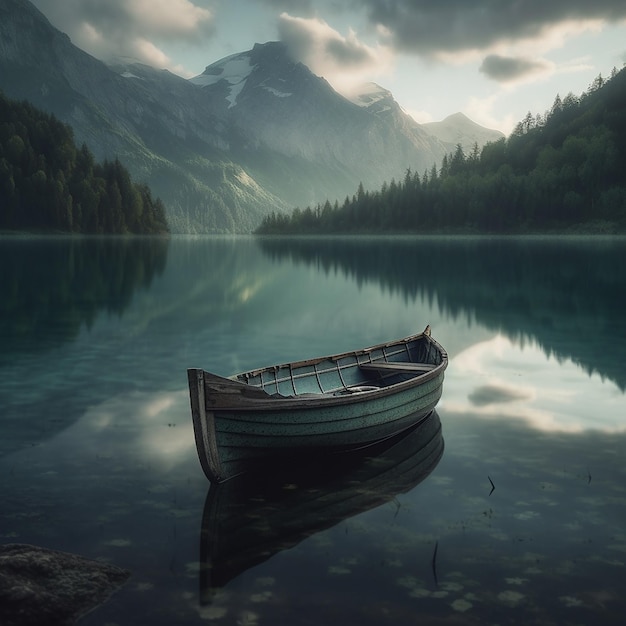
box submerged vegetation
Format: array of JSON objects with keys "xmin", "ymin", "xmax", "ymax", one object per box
[
  {"xmin": 257, "ymin": 67, "xmax": 626, "ymax": 235},
  {"xmin": 0, "ymin": 91, "xmax": 169, "ymax": 234}
]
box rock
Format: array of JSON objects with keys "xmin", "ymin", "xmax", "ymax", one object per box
[{"xmin": 0, "ymin": 544, "xmax": 130, "ymax": 626}]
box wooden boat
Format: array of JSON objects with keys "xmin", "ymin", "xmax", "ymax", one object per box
[
  {"xmin": 199, "ymin": 410, "xmax": 444, "ymax": 602},
  {"xmin": 187, "ymin": 325, "xmax": 447, "ymax": 484}
]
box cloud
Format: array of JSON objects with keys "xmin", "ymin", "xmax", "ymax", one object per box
[
  {"xmin": 479, "ymin": 54, "xmax": 552, "ymax": 83},
  {"xmin": 257, "ymin": 0, "xmax": 315, "ymax": 12},
  {"xmin": 465, "ymin": 93, "xmax": 518, "ymax": 135},
  {"xmin": 405, "ymin": 108, "xmax": 435, "ymax": 124},
  {"xmin": 277, "ymin": 13, "xmax": 392, "ymax": 91},
  {"xmin": 31, "ymin": 0, "xmax": 214, "ymax": 70},
  {"xmin": 358, "ymin": 0, "xmax": 626, "ymax": 56}
]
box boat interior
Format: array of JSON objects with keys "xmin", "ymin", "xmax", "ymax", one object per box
[{"xmin": 236, "ymin": 337, "xmax": 441, "ymax": 397}]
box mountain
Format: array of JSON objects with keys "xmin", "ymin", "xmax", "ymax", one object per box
[
  {"xmin": 0, "ymin": 0, "xmax": 501, "ymax": 233},
  {"xmin": 423, "ymin": 113, "xmax": 504, "ymax": 153},
  {"xmin": 346, "ymin": 82, "xmax": 450, "ymax": 155},
  {"xmin": 0, "ymin": 0, "xmax": 280, "ymax": 233},
  {"xmin": 258, "ymin": 65, "xmax": 626, "ymax": 235},
  {"xmin": 188, "ymin": 44, "xmax": 455, "ymax": 206}
]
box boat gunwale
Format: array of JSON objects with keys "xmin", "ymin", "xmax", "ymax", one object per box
[
  {"xmin": 239, "ymin": 329, "xmax": 446, "ymax": 378},
  {"xmin": 193, "ymin": 330, "xmax": 448, "ymax": 413}
]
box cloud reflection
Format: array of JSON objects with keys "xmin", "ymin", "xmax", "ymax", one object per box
[
  {"xmin": 468, "ymin": 384, "xmax": 532, "ymax": 406},
  {"xmin": 444, "ymin": 335, "xmax": 625, "ymax": 434},
  {"xmin": 17, "ymin": 390, "xmax": 198, "ymax": 474}
]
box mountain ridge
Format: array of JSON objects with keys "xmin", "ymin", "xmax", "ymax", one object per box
[
  {"xmin": 424, "ymin": 113, "xmax": 504, "ymax": 152},
  {"xmin": 0, "ymin": 1, "xmax": 502, "ymax": 233}
]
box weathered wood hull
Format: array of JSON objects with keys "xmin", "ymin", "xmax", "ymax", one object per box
[
  {"xmin": 199, "ymin": 409, "xmax": 444, "ymax": 602},
  {"xmin": 188, "ymin": 326, "xmax": 447, "ymax": 483}
]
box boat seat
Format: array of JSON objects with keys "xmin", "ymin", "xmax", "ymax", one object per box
[{"xmin": 359, "ymin": 362, "xmax": 436, "ymax": 373}]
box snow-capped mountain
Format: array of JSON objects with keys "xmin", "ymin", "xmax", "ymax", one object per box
[
  {"xmin": 189, "ymin": 51, "xmax": 264, "ymax": 106},
  {"xmin": 0, "ymin": 0, "xmax": 502, "ymax": 232},
  {"xmin": 189, "ymin": 43, "xmax": 452, "ymax": 205}
]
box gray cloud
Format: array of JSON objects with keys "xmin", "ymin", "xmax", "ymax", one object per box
[
  {"xmin": 479, "ymin": 54, "xmax": 551, "ymax": 82},
  {"xmin": 256, "ymin": 0, "xmax": 348, "ymax": 17},
  {"xmin": 31, "ymin": 0, "xmax": 215, "ymax": 69},
  {"xmin": 256, "ymin": 0, "xmax": 315, "ymax": 12},
  {"xmin": 277, "ymin": 15, "xmax": 316, "ymax": 62},
  {"xmin": 278, "ymin": 13, "xmax": 382, "ymax": 72},
  {"xmin": 276, "ymin": 13, "xmax": 391, "ymax": 92},
  {"xmin": 325, "ymin": 38, "xmax": 373, "ymax": 67},
  {"xmin": 357, "ymin": 0, "xmax": 626, "ymax": 55}
]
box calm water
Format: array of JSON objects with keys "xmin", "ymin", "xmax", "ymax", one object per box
[{"xmin": 1, "ymin": 235, "xmax": 625, "ymax": 625}]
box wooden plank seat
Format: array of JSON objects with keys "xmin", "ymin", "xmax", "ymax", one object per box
[{"xmin": 359, "ymin": 362, "xmax": 436, "ymax": 373}]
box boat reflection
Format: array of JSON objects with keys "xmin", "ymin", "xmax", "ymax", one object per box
[{"xmin": 198, "ymin": 410, "xmax": 444, "ymax": 603}]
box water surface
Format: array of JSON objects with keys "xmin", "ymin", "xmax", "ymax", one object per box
[{"xmin": 1, "ymin": 235, "xmax": 625, "ymax": 625}]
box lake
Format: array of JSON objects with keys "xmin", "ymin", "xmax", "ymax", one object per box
[{"xmin": 1, "ymin": 234, "xmax": 625, "ymax": 625}]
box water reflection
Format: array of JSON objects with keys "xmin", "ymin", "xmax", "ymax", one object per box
[
  {"xmin": 398, "ymin": 409, "xmax": 626, "ymax": 625},
  {"xmin": 1, "ymin": 388, "xmax": 197, "ymax": 479},
  {"xmin": 1, "ymin": 235, "xmax": 625, "ymax": 624},
  {"xmin": 192, "ymin": 403, "xmax": 626, "ymax": 625},
  {"xmin": 199, "ymin": 411, "xmax": 444, "ymax": 603},
  {"xmin": 0, "ymin": 236, "xmax": 169, "ymax": 362},
  {"xmin": 444, "ymin": 335, "xmax": 626, "ymax": 433},
  {"xmin": 258, "ymin": 236, "xmax": 626, "ymax": 391},
  {"xmin": 3, "ymin": 235, "xmax": 623, "ymax": 459}
]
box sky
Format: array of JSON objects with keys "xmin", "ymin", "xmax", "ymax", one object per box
[{"xmin": 30, "ymin": 0, "xmax": 626, "ymax": 135}]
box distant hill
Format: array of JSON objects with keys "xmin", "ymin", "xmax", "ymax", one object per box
[
  {"xmin": 423, "ymin": 113, "xmax": 504, "ymax": 153},
  {"xmin": 257, "ymin": 67, "xmax": 626, "ymax": 234},
  {"xmin": 0, "ymin": 0, "xmax": 500, "ymax": 233}
]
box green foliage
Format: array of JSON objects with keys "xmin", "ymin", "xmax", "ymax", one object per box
[
  {"xmin": 256, "ymin": 68, "xmax": 626, "ymax": 235},
  {"xmin": 0, "ymin": 91, "xmax": 169, "ymax": 234}
]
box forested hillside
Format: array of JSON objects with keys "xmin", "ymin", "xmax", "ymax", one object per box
[
  {"xmin": 257, "ymin": 67, "xmax": 626, "ymax": 235},
  {"xmin": 0, "ymin": 92, "xmax": 169, "ymax": 234}
]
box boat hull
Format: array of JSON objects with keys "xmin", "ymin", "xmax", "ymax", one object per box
[{"xmin": 188, "ymin": 327, "xmax": 447, "ymax": 483}]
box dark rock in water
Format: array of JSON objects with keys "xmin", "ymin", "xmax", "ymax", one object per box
[{"xmin": 0, "ymin": 544, "xmax": 130, "ymax": 626}]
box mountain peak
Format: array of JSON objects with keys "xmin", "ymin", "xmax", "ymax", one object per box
[
  {"xmin": 444, "ymin": 112, "xmax": 470, "ymax": 122},
  {"xmin": 189, "ymin": 41, "xmax": 302, "ymax": 108},
  {"xmin": 189, "ymin": 50, "xmax": 254, "ymax": 102},
  {"xmin": 346, "ymin": 82, "xmax": 393, "ymax": 108},
  {"xmin": 423, "ymin": 113, "xmax": 504, "ymax": 151},
  {"xmin": 251, "ymin": 40, "xmax": 289, "ymax": 56},
  {"xmin": 344, "ymin": 82, "xmax": 406, "ymax": 122}
]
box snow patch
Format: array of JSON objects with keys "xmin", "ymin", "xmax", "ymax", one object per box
[
  {"xmin": 190, "ymin": 53, "xmax": 255, "ymax": 108},
  {"xmin": 261, "ymin": 85, "xmax": 292, "ymax": 98},
  {"xmin": 346, "ymin": 82, "xmax": 390, "ymax": 108}
]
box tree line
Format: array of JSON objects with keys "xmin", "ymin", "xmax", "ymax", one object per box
[
  {"xmin": 256, "ymin": 67, "xmax": 626, "ymax": 235},
  {"xmin": 0, "ymin": 91, "xmax": 169, "ymax": 234}
]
